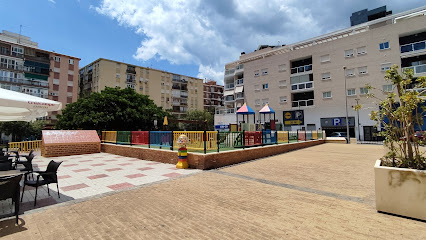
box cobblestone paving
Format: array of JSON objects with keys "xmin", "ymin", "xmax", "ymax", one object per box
[{"xmin": 1, "ymin": 144, "xmax": 426, "ymax": 239}]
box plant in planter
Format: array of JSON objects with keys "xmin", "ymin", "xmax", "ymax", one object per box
[{"xmin": 364, "ymin": 65, "xmax": 426, "ymax": 220}]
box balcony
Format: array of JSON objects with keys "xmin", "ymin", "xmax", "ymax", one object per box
[
  {"xmin": 400, "ymin": 40, "xmax": 426, "ymax": 54},
  {"xmin": 0, "ymin": 63, "xmax": 24, "ymax": 71},
  {"xmin": 291, "ymin": 82, "xmax": 314, "ymax": 91},
  {"xmin": 292, "ymin": 99, "xmax": 314, "ymax": 108},
  {"xmin": 180, "ymin": 92, "xmax": 188, "ymax": 98},
  {"xmin": 0, "ymin": 77, "xmax": 48, "ymax": 87},
  {"xmin": 172, "ymin": 102, "xmax": 180, "ymax": 106},
  {"xmin": 235, "ymin": 92, "xmax": 244, "ymax": 100},
  {"xmin": 291, "ymin": 64, "xmax": 312, "ymax": 74},
  {"xmin": 25, "ymin": 55, "xmax": 50, "ymax": 63},
  {"xmin": 225, "ymin": 83, "xmax": 234, "ymax": 90},
  {"xmin": 403, "ymin": 64, "xmax": 426, "ymax": 76},
  {"xmin": 236, "ymin": 78, "xmax": 244, "ymax": 85},
  {"xmin": 225, "ymin": 69, "xmax": 235, "ymax": 76},
  {"xmin": 224, "ymin": 96, "xmax": 235, "ymax": 102}
]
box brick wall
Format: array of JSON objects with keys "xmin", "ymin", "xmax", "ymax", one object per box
[
  {"xmin": 42, "ymin": 143, "xmax": 101, "ymax": 157},
  {"xmin": 101, "ymin": 140, "xmax": 324, "ymax": 170}
]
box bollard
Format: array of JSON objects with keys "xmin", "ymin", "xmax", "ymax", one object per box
[{"xmin": 176, "ymin": 134, "xmax": 189, "ymax": 169}]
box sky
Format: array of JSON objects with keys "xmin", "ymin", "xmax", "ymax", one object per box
[{"xmin": 1, "ymin": 0, "xmax": 425, "ymax": 84}]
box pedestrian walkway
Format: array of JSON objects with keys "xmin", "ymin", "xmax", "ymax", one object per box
[
  {"xmin": 1, "ymin": 144, "xmax": 426, "ymax": 239},
  {"xmin": 0, "ymin": 152, "xmax": 200, "ymax": 215}
]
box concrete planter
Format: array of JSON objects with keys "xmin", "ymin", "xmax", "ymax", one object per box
[{"xmin": 375, "ymin": 160, "xmax": 426, "ymax": 221}]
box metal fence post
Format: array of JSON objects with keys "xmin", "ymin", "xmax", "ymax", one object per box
[
  {"xmin": 148, "ymin": 131, "xmax": 151, "ymax": 148},
  {"xmin": 262, "ymin": 130, "xmax": 264, "ymax": 146},
  {"xmin": 170, "ymin": 131, "xmax": 174, "ymax": 151},
  {"xmin": 305, "ymin": 130, "xmax": 307, "ymax": 141},
  {"xmin": 287, "ymin": 131, "xmax": 290, "ymax": 144},
  {"xmin": 297, "ymin": 129, "xmax": 299, "ymax": 142},
  {"xmin": 130, "ymin": 131, "xmax": 133, "ymax": 146},
  {"xmin": 217, "ymin": 130, "xmax": 220, "ymax": 152},
  {"xmin": 204, "ymin": 130, "xmax": 207, "ymax": 154}
]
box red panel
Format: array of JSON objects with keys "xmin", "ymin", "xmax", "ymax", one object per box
[
  {"xmin": 131, "ymin": 131, "xmax": 149, "ymax": 145},
  {"xmin": 244, "ymin": 131, "xmax": 262, "ymax": 146},
  {"xmin": 298, "ymin": 131, "xmax": 306, "ymax": 141}
]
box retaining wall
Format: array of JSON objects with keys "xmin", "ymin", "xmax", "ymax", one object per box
[{"xmin": 101, "ymin": 140, "xmax": 325, "ymax": 170}]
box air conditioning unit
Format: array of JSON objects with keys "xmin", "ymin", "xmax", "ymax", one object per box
[
  {"xmin": 359, "ymin": 71, "xmax": 367, "ymax": 74},
  {"xmin": 322, "ymin": 76, "xmax": 330, "ymax": 80},
  {"xmin": 357, "ymin": 51, "xmax": 365, "ymax": 55},
  {"xmin": 346, "ymin": 53, "xmax": 354, "ymax": 57},
  {"xmin": 347, "ymin": 73, "xmax": 354, "ymax": 77}
]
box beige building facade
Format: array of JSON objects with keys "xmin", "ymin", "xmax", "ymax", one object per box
[
  {"xmin": 216, "ymin": 6, "xmax": 426, "ymax": 141},
  {"xmin": 79, "ymin": 58, "xmax": 204, "ymax": 117},
  {"xmin": 0, "ymin": 30, "xmax": 80, "ymax": 125}
]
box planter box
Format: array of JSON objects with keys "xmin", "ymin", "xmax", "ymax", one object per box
[{"xmin": 375, "ymin": 160, "xmax": 426, "ymax": 221}]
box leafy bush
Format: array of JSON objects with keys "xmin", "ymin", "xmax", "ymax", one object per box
[{"xmin": 368, "ymin": 65, "xmax": 426, "ymax": 170}]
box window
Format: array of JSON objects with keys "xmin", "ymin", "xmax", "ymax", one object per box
[
  {"xmin": 320, "ymin": 54, "xmax": 330, "ymax": 63},
  {"xmin": 67, "ymin": 81, "xmax": 73, "ymax": 86},
  {"xmin": 11, "ymin": 46, "xmax": 23, "ymax": 57},
  {"xmin": 321, "ymin": 72, "xmax": 331, "ymax": 80},
  {"xmin": 357, "ymin": 46, "xmax": 366, "ymax": 55},
  {"xmin": 379, "ymin": 42, "xmax": 390, "ymax": 50},
  {"xmin": 54, "ymin": 56, "xmax": 61, "ymax": 62},
  {"xmin": 116, "ymin": 73, "xmax": 120, "ymax": 78},
  {"xmin": 254, "ymin": 70, "xmax": 259, "ymax": 77},
  {"xmin": 254, "ymin": 84, "xmax": 260, "ymax": 91},
  {"xmin": 279, "ymin": 80, "xmax": 287, "ymax": 87},
  {"xmin": 381, "ymin": 63, "xmax": 391, "ymax": 71},
  {"xmin": 280, "ymin": 96, "xmax": 287, "ymax": 103},
  {"xmin": 262, "ymin": 83, "xmax": 269, "ymax": 90},
  {"xmin": 262, "ymin": 98, "xmax": 269, "ymax": 105},
  {"xmin": 69, "ymin": 59, "xmax": 74, "ymax": 65},
  {"xmin": 345, "ymin": 49, "xmax": 354, "ymax": 58},
  {"xmin": 278, "ymin": 64, "xmax": 286, "ymax": 72},
  {"xmin": 345, "ymin": 68, "xmax": 355, "ymax": 77},
  {"xmin": 323, "ymin": 91, "xmax": 332, "ymax": 98},
  {"xmin": 360, "ymin": 87, "xmax": 369, "ymax": 95},
  {"xmin": 261, "ymin": 69, "xmax": 268, "ymax": 75},
  {"xmin": 53, "ymin": 79, "xmax": 60, "ymax": 85},
  {"xmin": 347, "ymin": 88, "xmax": 356, "ymax": 96},
  {"xmin": 127, "ymin": 84, "xmax": 135, "ymax": 89},
  {"xmin": 68, "ymin": 70, "xmax": 74, "ymax": 75},
  {"xmin": 383, "ymin": 84, "xmax": 393, "ymax": 92},
  {"xmin": 53, "ymin": 68, "xmax": 60, "ymax": 73},
  {"xmin": 358, "ymin": 66, "xmax": 368, "ymax": 75}
]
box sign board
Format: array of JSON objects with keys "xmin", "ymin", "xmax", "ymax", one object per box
[
  {"xmin": 215, "ymin": 125, "xmax": 230, "ymax": 132},
  {"xmin": 283, "ymin": 110, "xmax": 304, "ymax": 126},
  {"xmin": 320, "ymin": 117, "xmax": 355, "ymax": 127}
]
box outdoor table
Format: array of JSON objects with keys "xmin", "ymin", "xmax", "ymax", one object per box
[{"xmin": 0, "ymin": 170, "xmax": 21, "ymax": 178}]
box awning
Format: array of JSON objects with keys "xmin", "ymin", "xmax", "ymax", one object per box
[
  {"xmin": 235, "ymin": 86, "xmax": 244, "ymax": 93},
  {"xmin": 0, "ymin": 88, "xmax": 62, "ymax": 121},
  {"xmin": 224, "ymin": 90, "xmax": 234, "ymax": 96},
  {"xmin": 236, "ymin": 103, "xmax": 255, "ymax": 115}
]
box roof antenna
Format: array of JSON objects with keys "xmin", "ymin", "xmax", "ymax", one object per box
[{"xmin": 18, "ymin": 25, "xmax": 22, "ymax": 44}]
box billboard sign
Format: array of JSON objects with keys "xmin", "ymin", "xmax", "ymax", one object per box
[{"xmin": 283, "ymin": 110, "xmax": 304, "ymax": 125}]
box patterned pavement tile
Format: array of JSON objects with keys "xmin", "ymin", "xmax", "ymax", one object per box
[
  {"xmin": 73, "ymin": 168, "xmax": 91, "ymax": 173},
  {"xmin": 88, "ymin": 174, "xmax": 109, "ymax": 180},
  {"xmin": 138, "ymin": 167, "xmax": 154, "ymax": 171},
  {"xmin": 61, "ymin": 183, "xmax": 89, "ymax": 192},
  {"xmin": 125, "ymin": 173, "xmax": 146, "ymax": 179},
  {"xmin": 107, "ymin": 182, "xmax": 135, "ymax": 190}
]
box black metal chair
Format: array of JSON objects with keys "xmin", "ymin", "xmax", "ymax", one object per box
[
  {"xmin": 0, "ymin": 154, "xmax": 13, "ymax": 171},
  {"xmin": 19, "ymin": 150, "xmax": 34, "ymax": 160},
  {"xmin": 21, "ymin": 160, "xmax": 63, "ymax": 206},
  {"xmin": 0, "ymin": 174, "xmax": 23, "ymax": 224},
  {"xmin": 15, "ymin": 152, "xmax": 35, "ymax": 172}
]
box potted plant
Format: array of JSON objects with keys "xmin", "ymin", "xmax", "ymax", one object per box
[{"xmin": 364, "ymin": 65, "xmax": 426, "ymax": 220}]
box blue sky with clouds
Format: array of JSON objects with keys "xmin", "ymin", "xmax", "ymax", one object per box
[{"xmin": 1, "ymin": 0, "xmax": 425, "ymax": 84}]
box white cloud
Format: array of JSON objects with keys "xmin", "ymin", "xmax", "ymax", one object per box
[
  {"xmin": 94, "ymin": 0, "xmax": 422, "ymax": 83},
  {"xmin": 48, "ymin": 0, "xmax": 56, "ymax": 4}
]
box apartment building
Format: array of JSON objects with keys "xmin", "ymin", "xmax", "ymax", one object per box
[
  {"xmin": 215, "ymin": 6, "xmax": 426, "ymax": 141},
  {"xmin": 79, "ymin": 58, "xmax": 204, "ymax": 117},
  {"xmin": 0, "ymin": 30, "xmax": 80, "ymax": 124},
  {"xmin": 203, "ymin": 80, "xmax": 224, "ymax": 114}
]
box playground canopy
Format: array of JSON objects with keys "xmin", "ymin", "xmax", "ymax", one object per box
[
  {"xmin": 258, "ymin": 104, "xmax": 276, "ymax": 128},
  {"xmin": 0, "ymin": 88, "xmax": 62, "ymax": 121},
  {"xmin": 236, "ymin": 103, "xmax": 256, "ymax": 125}
]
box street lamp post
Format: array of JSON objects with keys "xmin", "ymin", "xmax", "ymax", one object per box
[
  {"xmin": 343, "ymin": 66, "xmax": 350, "ymax": 144},
  {"xmin": 355, "ymin": 98, "xmax": 361, "ymax": 141}
]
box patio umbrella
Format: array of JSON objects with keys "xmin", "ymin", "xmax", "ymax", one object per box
[{"xmin": 0, "ymin": 88, "xmax": 62, "ymax": 122}]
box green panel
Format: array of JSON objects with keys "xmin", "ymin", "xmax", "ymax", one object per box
[
  {"xmin": 24, "ymin": 73, "xmax": 48, "ymax": 81},
  {"xmin": 116, "ymin": 131, "xmax": 131, "ymax": 144}
]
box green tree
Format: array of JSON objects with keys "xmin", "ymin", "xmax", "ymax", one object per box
[
  {"xmin": 366, "ymin": 65, "xmax": 426, "ymax": 170},
  {"xmin": 0, "ymin": 120, "xmax": 46, "ymax": 142},
  {"xmin": 56, "ymin": 87, "xmax": 169, "ymax": 131},
  {"xmin": 183, "ymin": 109, "xmax": 214, "ymax": 130}
]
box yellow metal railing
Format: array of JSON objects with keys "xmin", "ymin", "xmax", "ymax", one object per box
[
  {"xmin": 173, "ymin": 131, "xmax": 218, "ymax": 151},
  {"xmin": 277, "ymin": 131, "xmax": 289, "ymax": 143},
  {"xmin": 102, "ymin": 131, "xmax": 117, "ymax": 143},
  {"xmin": 8, "ymin": 140, "xmax": 42, "ymax": 152}
]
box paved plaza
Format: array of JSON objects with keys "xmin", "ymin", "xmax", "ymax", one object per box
[
  {"xmin": 1, "ymin": 143, "xmax": 426, "ymax": 239},
  {"xmin": 0, "ymin": 152, "xmax": 200, "ymax": 215}
]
